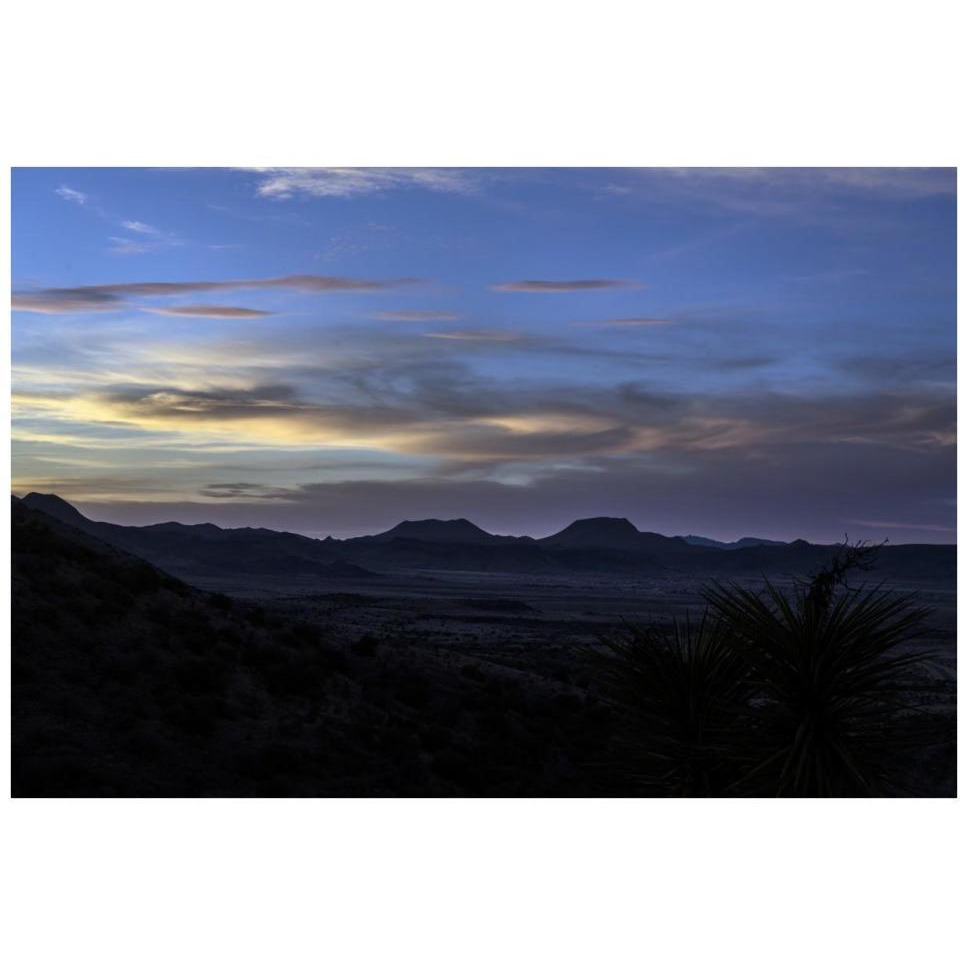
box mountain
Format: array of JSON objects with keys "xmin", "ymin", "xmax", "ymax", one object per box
[
  {"xmin": 365, "ymin": 518, "xmax": 506, "ymax": 544},
  {"xmin": 17, "ymin": 493, "xmax": 955, "ymax": 583},
  {"xmin": 18, "ymin": 492, "xmax": 365, "ymax": 580},
  {"xmin": 22, "ymin": 491, "xmax": 90, "ymax": 525},
  {"xmin": 683, "ymin": 534, "xmax": 789, "ymax": 550},
  {"xmin": 540, "ymin": 517, "xmax": 689, "ymax": 553}
]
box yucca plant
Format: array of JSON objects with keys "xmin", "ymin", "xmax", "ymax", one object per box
[
  {"xmin": 590, "ymin": 614, "xmax": 755, "ymax": 797},
  {"xmin": 703, "ymin": 547, "xmax": 947, "ymax": 797},
  {"xmin": 592, "ymin": 545, "xmax": 952, "ymax": 797}
]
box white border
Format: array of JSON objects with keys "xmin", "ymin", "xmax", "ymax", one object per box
[{"xmin": 3, "ymin": 2, "xmax": 958, "ymax": 959}]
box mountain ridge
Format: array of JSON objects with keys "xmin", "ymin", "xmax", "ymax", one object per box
[
  {"xmin": 16, "ymin": 492, "xmax": 955, "ymax": 582},
  {"xmin": 20, "ymin": 492, "xmax": 879, "ymax": 548}
]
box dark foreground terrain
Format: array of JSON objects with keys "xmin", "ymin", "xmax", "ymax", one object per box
[
  {"xmin": 11, "ymin": 497, "xmax": 957, "ymax": 797},
  {"xmin": 12, "ymin": 501, "xmax": 620, "ymax": 796}
]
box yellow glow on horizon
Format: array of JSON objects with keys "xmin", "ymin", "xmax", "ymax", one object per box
[{"xmin": 477, "ymin": 413, "xmax": 618, "ymax": 435}]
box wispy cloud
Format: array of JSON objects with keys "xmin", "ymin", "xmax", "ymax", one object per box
[
  {"xmin": 121, "ymin": 220, "xmax": 162, "ymax": 235},
  {"xmin": 248, "ymin": 167, "xmax": 479, "ymax": 200},
  {"xmin": 570, "ymin": 318, "xmax": 673, "ymax": 328},
  {"xmin": 423, "ymin": 330, "xmax": 523, "ymax": 342},
  {"xmin": 376, "ymin": 310, "xmax": 461, "ymax": 322},
  {"xmin": 12, "ymin": 274, "xmax": 422, "ymax": 314},
  {"xmin": 52, "ymin": 186, "xmax": 182, "ymax": 253},
  {"xmin": 491, "ymin": 279, "xmax": 637, "ymax": 293},
  {"xmin": 143, "ymin": 305, "xmax": 273, "ymax": 319},
  {"xmin": 848, "ymin": 519, "xmax": 956, "ymax": 532},
  {"xmin": 656, "ymin": 167, "xmax": 957, "ymax": 199},
  {"xmin": 201, "ymin": 482, "xmax": 294, "ymax": 499},
  {"xmin": 12, "ymin": 291, "xmax": 119, "ymax": 314},
  {"xmin": 109, "ymin": 219, "xmax": 183, "ymax": 255},
  {"xmin": 16, "ymin": 366, "xmax": 953, "ymax": 466},
  {"xmin": 55, "ymin": 185, "xmax": 88, "ymax": 205},
  {"xmin": 605, "ymin": 168, "xmax": 957, "ymax": 221}
]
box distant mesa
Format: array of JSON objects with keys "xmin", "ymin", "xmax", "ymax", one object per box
[
  {"xmin": 539, "ymin": 517, "xmax": 668, "ymax": 550},
  {"xmin": 367, "ymin": 518, "xmax": 502, "ymax": 544}
]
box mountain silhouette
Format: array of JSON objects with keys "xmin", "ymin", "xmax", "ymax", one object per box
[
  {"xmin": 364, "ymin": 518, "xmax": 506, "ymax": 544},
  {"xmin": 22, "ymin": 491, "xmax": 89, "ymax": 525},
  {"xmin": 539, "ymin": 517, "xmax": 686, "ymax": 551},
  {"xmin": 17, "ymin": 492, "xmax": 955, "ymax": 582},
  {"xmin": 17, "ymin": 493, "xmax": 371, "ymax": 580},
  {"xmin": 683, "ymin": 534, "xmax": 788, "ymax": 550}
]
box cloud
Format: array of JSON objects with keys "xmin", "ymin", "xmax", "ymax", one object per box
[
  {"xmin": 143, "ymin": 305, "xmax": 273, "ymax": 319},
  {"xmin": 12, "ymin": 291, "xmax": 121, "ymax": 314},
  {"xmin": 201, "ymin": 482, "xmax": 293, "ymax": 499},
  {"xmin": 42, "ymin": 383, "xmax": 423, "ymax": 450},
  {"xmin": 51, "ymin": 188, "xmax": 177, "ymax": 252},
  {"xmin": 110, "ymin": 219, "xmax": 181, "ymax": 255},
  {"xmin": 121, "ymin": 220, "xmax": 161, "ymax": 235},
  {"xmin": 73, "ymin": 383, "xmax": 635, "ymax": 460},
  {"xmin": 656, "ymin": 167, "xmax": 957, "ymax": 199},
  {"xmin": 55, "ymin": 185, "xmax": 88, "ymax": 205},
  {"xmin": 569, "ymin": 318, "xmax": 673, "ymax": 328},
  {"xmin": 423, "ymin": 330, "xmax": 523, "ymax": 342},
  {"xmin": 375, "ymin": 310, "xmax": 461, "ymax": 322},
  {"xmin": 16, "ymin": 348, "xmax": 955, "ymax": 472},
  {"xmin": 605, "ymin": 168, "xmax": 957, "ymax": 221},
  {"xmin": 491, "ymin": 279, "xmax": 636, "ymax": 293},
  {"xmin": 248, "ymin": 167, "xmax": 478, "ymax": 199},
  {"xmin": 847, "ymin": 519, "xmax": 956, "ymax": 533},
  {"xmin": 12, "ymin": 274, "xmax": 422, "ymax": 313},
  {"xmin": 832, "ymin": 353, "xmax": 956, "ymax": 387}
]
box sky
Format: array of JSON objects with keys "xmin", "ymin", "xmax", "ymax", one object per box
[{"xmin": 10, "ymin": 167, "xmax": 957, "ymax": 542}]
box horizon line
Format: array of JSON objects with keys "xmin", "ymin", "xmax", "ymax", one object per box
[{"xmin": 13, "ymin": 491, "xmax": 957, "ymax": 548}]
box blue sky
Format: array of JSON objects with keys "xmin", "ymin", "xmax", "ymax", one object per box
[{"xmin": 11, "ymin": 167, "xmax": 957, "ymax": 541}]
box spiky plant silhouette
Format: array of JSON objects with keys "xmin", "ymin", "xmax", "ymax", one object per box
[
  {"xmin": 594, "ymin": 543, "xmax": 952, "ymax": 797},
  {"xmin": 704, "ymin": 544, "xmax": 946, "ymax": 797},
  {"xmin": 591, "ymin": 614, "xmax": 755, "ymax": 797}
]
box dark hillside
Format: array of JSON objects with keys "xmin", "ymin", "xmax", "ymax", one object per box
[{"xmin": 11, "ymin": 500, "xmax": 614, "ymax": 797}]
